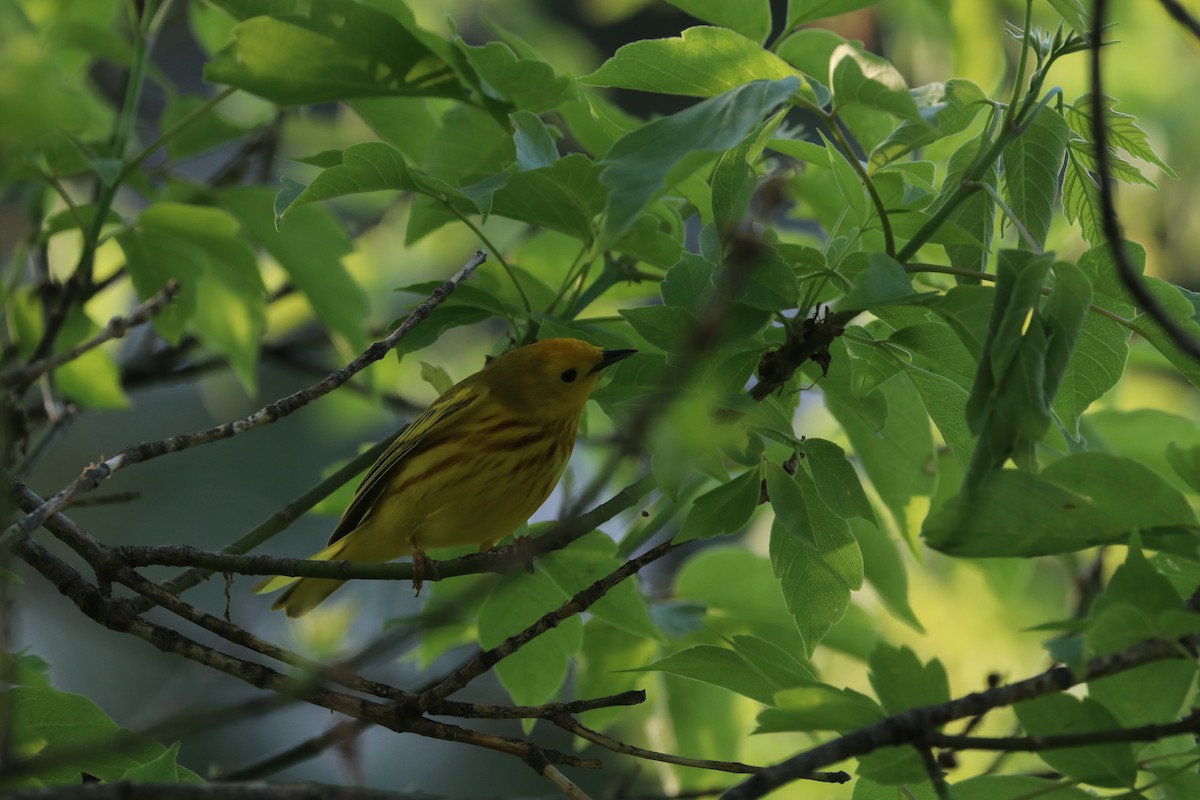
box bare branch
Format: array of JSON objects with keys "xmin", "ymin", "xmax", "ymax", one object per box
[
  {"xmin": 114, "ymin": 473, "xmax": 656, "ymax": 586},
  {"xmin": 928, "ymin": 708, "xmax": 1200, "ymax": 752},
  {"xmin": 0, "ymin": 251, "xmax": 487, "ymax": 552},
  {"xmin": 550, "ymin": 717, "xmax": 849, "ymax": 784},
  {"xmin": 1, "ymin": 281, "xmax": 181, "ymax": 391},
  {"xmin": 418, "ymin": 540, "xmax": 679, "ymax": 711},
  {"xmin": 720, "ymin": 631, "xmax": 1200, "ymax": 800}
]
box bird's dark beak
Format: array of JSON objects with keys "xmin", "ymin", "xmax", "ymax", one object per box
[{"xmin": 591, "ymin": 349, "xmax": 637, "ymax": 374}]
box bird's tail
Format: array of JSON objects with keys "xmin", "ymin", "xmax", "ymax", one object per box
[{"xmin": 252, "ymin": 536, "xmax": 358, "ymax": 618}]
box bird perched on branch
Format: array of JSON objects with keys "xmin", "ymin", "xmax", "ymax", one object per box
[{"xmin": 255, "ymin": 338, "xmax": 635, "ymax": 617}]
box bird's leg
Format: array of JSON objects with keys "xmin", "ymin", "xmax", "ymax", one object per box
[{"xmin": 410, "ymin": 547, "xmax": 438, "ymax": 596}]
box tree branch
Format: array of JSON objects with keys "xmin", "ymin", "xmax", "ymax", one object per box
[
  {"xmin": 417, "ymin": 540, "xmax": 679, "ymax": 711},
  {"xmin": 0, "ymin": 251, "xmax": 487, "ymax": 552},
  {"xmin": 0, "ymin": 281, "xmax": 181, "ymax": 391},
  {"xmin": 1090, "ymin": 0, "xmax": 1200, "ymax": 364},
  {"xmin": 722, "ymin": 632, "xmax": 1200, "ymax": 799}
]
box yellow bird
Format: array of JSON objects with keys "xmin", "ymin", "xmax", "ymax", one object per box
[{"xmin": 255, "ymin": 338, "xmax": 635, "ymax": 617}]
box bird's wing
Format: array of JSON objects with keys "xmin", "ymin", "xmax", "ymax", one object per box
[{"xmin": 327, "ymin": 382, "xmax": 485, "ymax": 545}]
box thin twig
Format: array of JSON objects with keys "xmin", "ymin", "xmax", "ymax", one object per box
[
  {"xmin": 928, "ymin": 708, "xmax": 1200, "ymax": 752},
  {"xmin": 551, "ymin": 717, "xmax": 849, "ymax": 783},
  {"xmin": 1, "ymin": 281, "xmax": 181, "ymax": 391},
  {"xmin": 721, "ymin": 631, "xmax": 1200, "ymax": 799},
  {"xmin": 417, "ymin": 540, "xmax": 679, "ymax": 711},
  {"xmin": 0, "ymin": 251, "xmax": 487, "ymax": 552},
  {"xmin": 117, "ymin": 473, "xmax": 656, "ymax": 585}
]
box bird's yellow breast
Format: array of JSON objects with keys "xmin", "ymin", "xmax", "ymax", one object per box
[{"xmin": 355, "ymin": 411, "xmax": 578, "ymax": 552}]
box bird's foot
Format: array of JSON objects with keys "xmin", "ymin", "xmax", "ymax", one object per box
[
  {"xmin": 411, "ymin": 549, "xmax": 439, "ymax": 596},
  {"xmin": 513, "ymin": 534, "xmax": 536, "ymax": 574}
]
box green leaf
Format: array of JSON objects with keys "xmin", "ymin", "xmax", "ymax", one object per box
[
  {"xmin": 677, "ymin": 466, "xmax": 763, "ymax": 542},
  {"xmin": 630, "ymin": 645, "xmax": 781, "ymax": 704},
  {"xmin": 1053, "ymin": 247, "xmax": 1133, "ymax": 437},
  {"xmin": 1046, "ymin": 0, "xmax": 1092, "ymax": 32},
  {"xmin": 1001, "ymin": 108, "xmax": 1069, "ymax": 249},
  {"xmin": 674, "ymin": 546, "xmax": 807, "ymax": 653},
  {"xmin": 537, "ymin": 532, "xmax": 662, "ymax": 641},
  {"xmin": 767, "ymin": 463, "xmax": 864, "ymax": 653},
  {"xmin": 904, "ymin": 366, "xmax": 974, "ymax": 467},
  {"xmin": 933, "ymin": 136, "xmax": 997, "ymax": 275},
  {"xmin": 117, "ymin": 203, "xmax": 265, "ymax": 389},
  {"xmin": 1063, "ymin": 146, "xmax": 1104, "ymax": 245},
  {"xmin": 712, "ymin": 137, "xmax": 758, "ymax": 238},
  {"xmin": 756, "ymin": 683, "xmax": 884, "ymax": 733},
  {"xmin": 1128, "ymin": 275, "xmax": 1200, "ymax": 390},
  {"xmin": 478, "ymin": 570, "xmax": 583, "ymax": 706},
  {"xmin": 868, "ymin": 643, "xmax": 949, "ymax": 716},
  {"xmin": 1167, "ymin": 442, "xmax": 1200, "ymax": 493},
  {"xmin": 815, "ymin": 340, "xmax": 936, "ymax": 535},
  {"xmin": 923, "ymin": 453, "xmax": 1198, "ymax": 557},
  {"xmin": 821, "ymin": 131, "xmax": 868, "ymax": 227},
  {"xmin": 664, "ymin": 0, "xmax": 772, "ymax": 43},
  {"xmin": 830, "ymin": 44, "xmax": 922, "ymax": 121},
  {"xmin": 801, "ymin": 438, "xmax": 875, "ymax": 522},
  {"xmin": 393, "ymin": 307, "xmax": 491, "ymax": 358},
  {"xmin": 276, "ymin": 142, "xmax": 444, "ymax": 221},
  {"xmin": 52, "ymin": 308, "xmax": 129, "ymax": 410},
  {"xmin": 8, "ymin": 684, "xmax": 202, "ymax": 784},
  {"xmin": 870, "ymin": 79, "xmax": 987, "ymax": 169},
  {"xmin": 160, "ymin": 93, "xmax": 252, "ymax": 160},
  {"xmin": 488, "ymin": 153, "xmax": 607, "ymax": 241},
  {"xmin": 576, "ymin": 621, "xmax": 658, "ymax": 732},
  {"xmin": 839, "ymin": 253, "xmax": 924, "ymax": 312},
  {"xmin": 205, "ymin": 0, "xmax": 467, "ymax": 106},
  {"xmin": 599, "ymin": 77, "xmax": 799, "ymax": 243},
  {"xmin": 1014, "ymin": 694, "xmax": 1137, "ymax": 787},
  {"xmin": 787, "ymin": 0, "xmax": 882, "ymax": 28},
  {"xmin": 619, "ymin": 305, "xmax": 696, "ymax": 353},
  {"xmin": 221, "ymin": 186, "xmax": 368, "ymax": 350},
  {"xmin": 510, "ymin": 110, "xmax": 556, "ymax": 170},
  {"xmin": 459, "ymin": 40, "xmax": 574, "ymax": 112},
  {"xmin": 660, "ymin": 254, "xmax": 714, "ymax": 310},
  {"xmin": 582, "ymin": 27, "xmax": 800, "ymax": 99}
]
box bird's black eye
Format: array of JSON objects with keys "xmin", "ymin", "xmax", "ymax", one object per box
[{"xmin": 560, "ymin": 368, "xmax": 578, "ymax": 383}]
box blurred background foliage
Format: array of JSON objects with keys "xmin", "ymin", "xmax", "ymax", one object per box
[{"xmin": 1, "ymin": 0, "xmax": 1198, "ymax": 796}]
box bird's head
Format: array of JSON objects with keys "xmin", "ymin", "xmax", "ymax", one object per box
[{"xmin": 480, "ymin": 338, "xmax": 635, "ymax": 418}]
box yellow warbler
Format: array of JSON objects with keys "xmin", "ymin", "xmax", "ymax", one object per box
[{"xmin": 255, "ymin": 338, "xmax": 635, "ymax": 617}]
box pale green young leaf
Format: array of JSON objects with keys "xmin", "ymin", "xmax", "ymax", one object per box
[
  {"xmin": 583, "ymin": 27, "xmax": 801, "ymax": 99},
  {"xmin": 1066, "ymin": 94, "xmax": 1176, "ymax": 179},
  {"xmin": 1063, "ymin": 147, "xmax": 1105, "ymax": 245},
  {"xmin": 1046, "ymin": 0, "xmax": 1091, "ymax": 32}
]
